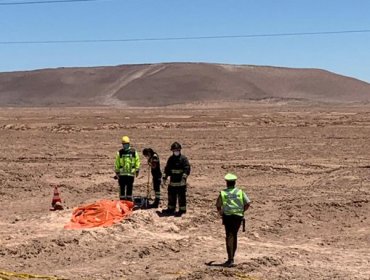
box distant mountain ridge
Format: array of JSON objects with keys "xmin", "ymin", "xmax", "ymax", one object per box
[{"xmin": 0, "ymin": 63, "xmax": 369, "ymax": 106}]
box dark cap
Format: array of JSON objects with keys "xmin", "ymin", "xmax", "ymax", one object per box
[{"xmin": 170, "ymin": 142, "xmax": 182, "ymax": 150}]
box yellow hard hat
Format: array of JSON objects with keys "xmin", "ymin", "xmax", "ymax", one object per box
[
  {"xmin": 224, "ymin": 173, "xmax": 237, "ymax": 181},
  {"xmin": 121, "ymin": 136, "xmax": 130, "ymax": 144}
]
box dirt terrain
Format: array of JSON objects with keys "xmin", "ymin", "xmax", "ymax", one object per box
[{"xmin": 0, "ymin": 103, "xmax": 369, "ymax": 280}]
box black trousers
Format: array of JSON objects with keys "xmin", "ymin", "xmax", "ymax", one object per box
[
  {"xmin": 167, "ymin": 185, "xmax": 186, "ymax": 211},
  {"xmin": 153, "ymin": 177, "xmax": 161, "ymax": 199},
  {"xmin": 118, "ymin": 175, "xmax": 134, "ymax": 201},
  {"xmin": 223, "ymin": 215, "xmax": 243, "ymax": 261}
]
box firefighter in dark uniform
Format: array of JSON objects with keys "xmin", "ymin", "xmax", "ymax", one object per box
[
  {"xmin": 162, "ymin": 142, "xmax": 191, "ymax": 217},
  {"xmin": 142, "ymin": 148, "xmax": 162, "ymax": 208},
  {"xmin": 216, "ymin": 173, "xmax": 251, "ymax": 267},
  {"xmin": 114, "ymin": 136, "xmax": 140, "ymax": 201}
]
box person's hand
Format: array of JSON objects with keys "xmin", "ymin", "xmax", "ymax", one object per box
[
  {"xmin": 161, "ymin": 177, "xmax": 167, "ymax": 187},
  {"xmin": 181, "ymin": 174, "xmax": 187, "ymax": 185},
  {"xmin": 135, "ymin": 170, "xmax": 140, "ymax": 178},
  {"xmin": 218, "ymin": 210, "xmax": 223, "ymax": 218}
]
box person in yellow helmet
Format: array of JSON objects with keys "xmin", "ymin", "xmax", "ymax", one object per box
[
  {"xmin": 114, "ymin": 136, "xmax": 141, "ymax": 201},
  {"xmin": 216, "ymin": 173, "xmax": 251, "ymax": 267}
]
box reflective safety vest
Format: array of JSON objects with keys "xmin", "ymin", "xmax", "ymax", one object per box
[
  {"xmin": 163, "ymin": 154, "xmax": 190, "ymax": 187},
  {"xmin": 169, "ymin": 168, "xmax": 184, "ymax": 186},
  {"xmin": 115, "ymin": 148, "xmax": 140, "ymax": 176},
  {"xmin": 220, "ymin": 187, "xmax": 244, "ymax": 217}
]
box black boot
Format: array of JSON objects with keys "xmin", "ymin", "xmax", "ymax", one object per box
[
  {"xmin": 223, "ymin": 259, "xmax": 234, "ymax": 267},
  {"xmin": 150, "ymin": 198, "xmax": 160, "ymax": 208},
  {"xmin": 162, "ymin": 208, "xmax": 175, "ymax": 215},
  {"xmin": 174, "ymin": 210, "xmax": 186, "ymax": 217}
]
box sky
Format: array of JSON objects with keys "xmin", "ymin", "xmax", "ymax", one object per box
[{"xmin": 0, "ymin": 0, "xmax": 370, "ymax": 82}]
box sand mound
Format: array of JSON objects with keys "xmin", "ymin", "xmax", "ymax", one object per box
[{"xmin": 0, "ymin": 63, "xmax": 369, "ymax": 106}]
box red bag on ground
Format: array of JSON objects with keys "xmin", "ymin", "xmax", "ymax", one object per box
[{"xmin": 64, "ymin": 199, "xmax": 134, "ymax": 229}]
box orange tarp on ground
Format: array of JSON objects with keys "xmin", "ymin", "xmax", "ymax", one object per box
[{"xmin": 64, "ymin": 199, "xmax": 134, "ymax": 229}]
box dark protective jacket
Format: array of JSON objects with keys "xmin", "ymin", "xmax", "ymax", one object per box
[
  {"xmin": 163, "ymin": 154, "xmax": 191, "ymax": 187},
  {"xmin": 148, "ymin": 152, "xmax": 162, "ymax": 178}
]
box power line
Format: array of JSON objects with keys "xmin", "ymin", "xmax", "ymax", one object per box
[
  {"xmin": 1, "ymin": 29, "xmax": 370, "ymax": 45},
  {"xmin": 0, "ymin": 0, "xmax": 104, "ymax": 5}
]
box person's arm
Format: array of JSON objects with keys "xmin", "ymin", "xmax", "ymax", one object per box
[
  {"xmin": 114, "ymin": 152, "xmax": 121, "ymax": 174},
  {"xmin": 151, "ymin": 154, "xmax": 159, "ymax": 169},
  {"xmin": 163, "ymin": 157, "xmax": 171, "ymax": 180},
  {"xmin": 244, "ymin": 203, "xmax": 250, "ymax": 212},
  {"xmin": 182, "ymin": 155, "xmax": 191, "ymax": 179},
  {"xmin": 184, "ymin": 156, "xmax": 190, "ymax": 176},
  {"xmin": 243, "ymin": 192, "xmax": 251, "ymax": 212},
  {"xmin": 216, "ymin": 195, "xmax": 223, "ymax": 216},
  {"xmin": 135, "ymin": 151, "xmax": 140, "ymax": 176}
]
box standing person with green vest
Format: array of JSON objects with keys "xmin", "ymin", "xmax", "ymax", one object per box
[
  {"xmin": 114, "ymin": 136, "xmax": 141, "ymax": 201},
  {"xmin": 216, "ymin": 173, "xmax": 251, "ymax": 267}
]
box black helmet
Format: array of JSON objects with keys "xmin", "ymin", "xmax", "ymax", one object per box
[
  {"xmin": 170, "ymin": 142, "xmax": 182, "ymax": 151},
  {"xmin": 142, "ymin": 148, "xmax": 154, "ymax": 156}
]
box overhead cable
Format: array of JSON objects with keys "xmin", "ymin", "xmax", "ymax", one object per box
[
  {"xmin": 1, "ymin": 29, "xmax": 370, "ymax": 45},
  {"xmin": 0, "ymin": 0, "xmax": 104, "ymax": 5}
]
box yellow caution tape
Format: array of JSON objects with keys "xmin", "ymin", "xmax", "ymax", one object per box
[{"xmin": 0, "ymin": 270, "xmax": 67, "ymax": 280}]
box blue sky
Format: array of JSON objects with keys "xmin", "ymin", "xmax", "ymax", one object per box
[{"xmin": 1, "ymin": 0, "xmax": 370, "ymax": 82}]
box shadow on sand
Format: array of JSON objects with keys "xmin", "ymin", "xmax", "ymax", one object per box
[{"xmin": 205, "ymin": 261, "xmax": 236, "ymax": 268}]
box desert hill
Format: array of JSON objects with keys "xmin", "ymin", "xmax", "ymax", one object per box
[{"xmin": 0, "ymin": 63, "xmax": 369, "ymax": 106}]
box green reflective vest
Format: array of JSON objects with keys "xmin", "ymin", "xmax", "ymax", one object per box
[
  {"xmin": 115, "ymin": 148, "xmax": 140, "ymax": 176},
  {"xmin": 220, "ymin": 187, "xmax": 244, "ymax": 216}
]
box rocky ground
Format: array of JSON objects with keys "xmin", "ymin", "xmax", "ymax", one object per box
[{"xmin": 0, "ymin": 103, "xmax": 369, "ymax": 280}]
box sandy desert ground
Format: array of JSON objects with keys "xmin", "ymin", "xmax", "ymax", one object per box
[{"xmin": 0, "ymin": 103, "xmax": 369, "ymax": 280}]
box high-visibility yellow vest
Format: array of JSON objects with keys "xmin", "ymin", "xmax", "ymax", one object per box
[
  {"xmin": 115, "ymin": 148, "xmax": 140, "ymax": 176},
  {"xmin": 220, "ymin": 187, "xmax": 244, "ymax": 216}
]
